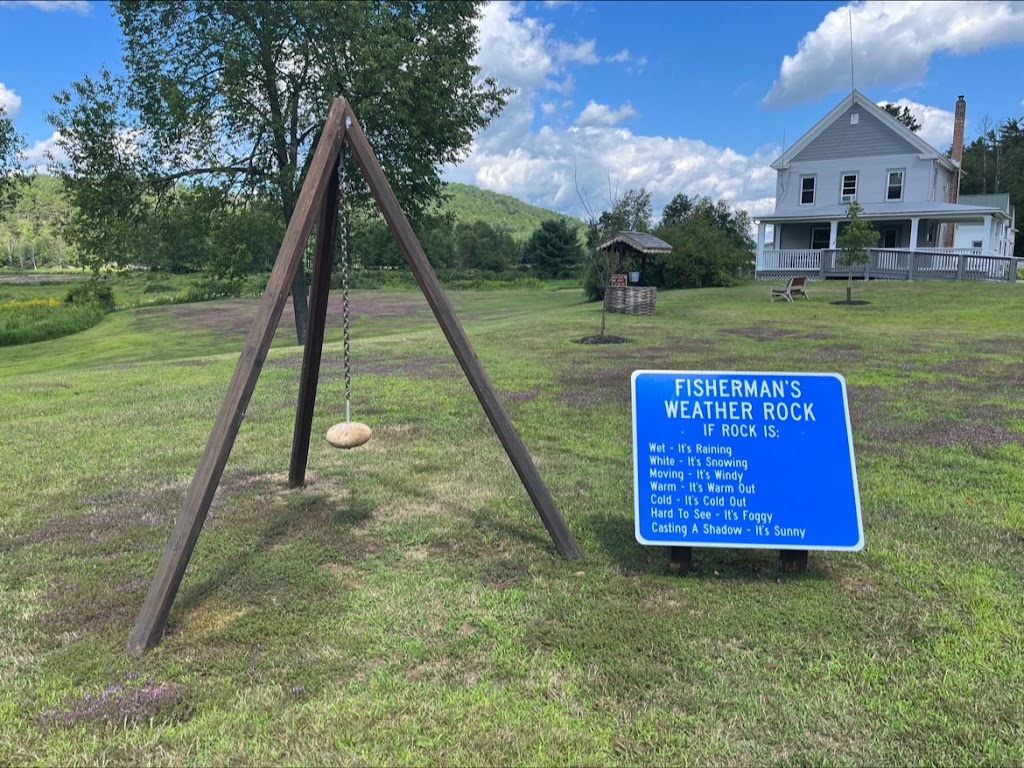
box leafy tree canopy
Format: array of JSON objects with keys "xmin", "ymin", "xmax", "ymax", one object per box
[
  {"xmin": 649, "ymin": 194, "xmax": 754, "ymax": 289},
  {"xmin": 882, "ymin": 103, "xmax": 921, "ymax": 133},
  {"xmin": 596, "ymin": 187, "xmax": 652, "ymax": 239},
  {"xmin": 959, "ymin": 115, "xmax": 1023, "ymax": 257},
  {"xmin": 48, "ymin": 0, "xmax": 509, "ymax": 340},
  {"xmin": 0, "ymin": 105, "xmax": 28, "ymax": 215}
]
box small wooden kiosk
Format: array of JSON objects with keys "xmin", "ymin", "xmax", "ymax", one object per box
[{"xmin": 598, "ymin": 231, "xmax": 672, "ymax": 316}]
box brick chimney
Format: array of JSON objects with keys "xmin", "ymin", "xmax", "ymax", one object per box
[
  {"xmin": 949, "ymin": 95, "xmax": 966, "ymax": 204},
  {"xmin": 944, "ymin": 95, "xmax": 966, "ymax": 245}
]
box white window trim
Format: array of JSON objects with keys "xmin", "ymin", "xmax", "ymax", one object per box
[
  {"xmin": 840, "ymin": 172, "xmax": 858, "ymax": 203},
  {"xmin": 885, "ymin": 169, "xmax": 905, "ymax": 202},
  {"xmin": 800, "ymin": 175, "xmax": 816, "ymax": 206}
]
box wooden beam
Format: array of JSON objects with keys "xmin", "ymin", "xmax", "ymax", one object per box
[
  {"xmin": 340, "ymin": 101, "xmax": 582, "ymax": 560},
  {"xmin": 289, "ymin": 157, "xmax": 341, "ymax": 488},
  {"xmin": 126, "ymin": 101, "xmax": 347, "ymax": 656}
]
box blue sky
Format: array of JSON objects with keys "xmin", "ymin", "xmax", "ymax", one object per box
[{"xmin": 2, "ymin": 0, "xmax": 1023, "ymax": 221}]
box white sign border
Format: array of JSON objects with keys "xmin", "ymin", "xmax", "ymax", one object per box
[{"xmin": 631, "ymin": 369, "xmax": 864, "ymax": 552}]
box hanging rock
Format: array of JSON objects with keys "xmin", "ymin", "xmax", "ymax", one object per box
[{"xmin": 326, "ymin": 421, "xmax": 372, "ymax": 449}]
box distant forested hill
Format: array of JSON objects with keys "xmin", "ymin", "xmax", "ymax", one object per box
[{"xmin": 439, "ymin": 182, "xmax": 583, "ymax": 241}]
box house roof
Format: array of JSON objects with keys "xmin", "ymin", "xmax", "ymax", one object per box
[
  {"xmin": 959, "ymin": 193, "xmax": 1012, "ymax": 217},
  {"xmin": 756, "ymin": 200, "xmax": 1009, "ymax": 224},
  {"xmin": 597, "ymin": 231, "xmax": 673, "ymax": 254},
  {"xmin": 770, "ymin": 90, "xmax": 958, "ymax": 173}
]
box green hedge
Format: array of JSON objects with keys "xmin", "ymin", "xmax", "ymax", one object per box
[{"xmin": 0, "ymin": 299, "xmax": 106, "ymax": 346}]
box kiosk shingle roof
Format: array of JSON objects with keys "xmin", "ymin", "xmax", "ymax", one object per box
[{"xmin": 597, "ymin": 231, "xmax": 673, "ymax": 254}]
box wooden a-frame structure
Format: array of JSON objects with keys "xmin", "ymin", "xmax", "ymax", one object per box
[{"xmin": 127, "ymin": 98, "xmax": 582, "ymax": 656}]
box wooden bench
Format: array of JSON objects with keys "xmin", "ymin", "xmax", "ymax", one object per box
[{"xmin": 770, "ymin": 276, "xmax": 809, "ymax": 302}]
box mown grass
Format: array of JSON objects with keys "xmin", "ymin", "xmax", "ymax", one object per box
[{"xmin": 1, "ymin": 278, "xmax": 1022, "ymax": 765}]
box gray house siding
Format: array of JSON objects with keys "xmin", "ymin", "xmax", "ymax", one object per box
[
  {"xmin": 775, "ymin": 153, "xmax": 935, "ymax": 213},
  {"xmin": 792, "ymin": 105, "xmax": 919, "ymax": 163}
]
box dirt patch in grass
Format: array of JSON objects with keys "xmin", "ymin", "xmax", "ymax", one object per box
[
  {"xmin": 557, "ymin": 365, "xmax": 633, "ymax": 409},
  {"xmin": 852, "ymin": 373, "xmax": 1024, "ymax": 450},
  {"xmin": 132, "ymin": 293, "xmax": 431, "ymax": 343},
  {"xmin": 720, "ymin": 325, "xmax": 803, "ymax": 341},
  {"xmin": 575, "ymin": 334, "xmax": 630, "ymax": 344},
  {"xmin": 16, "ymin": 483, "xmax": 181, "ymax": 551},
  {"xmin": 500, "ymin": 387, "xmax": 540, "ymax": 403}
]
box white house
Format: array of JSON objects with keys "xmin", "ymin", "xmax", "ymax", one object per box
[
  {"xmin": 755, "ymin": 91, "xmax": 1017, "ymax": 282},
  {"xmin": 955, "ymin": 193, "xmax": 1016, "ymax": 258}
]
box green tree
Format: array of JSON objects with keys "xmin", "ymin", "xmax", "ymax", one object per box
[
  {"xmin": 836, "ymin": 201, "xmax": 877, "ymax": 303},
  {"xmin": 882, "ymin": 103, "xmax": 921, "ymax": 133},
  {"xmin": 597, "ymin": 187, "xmax": 653, "ymax": 234},
  {"xmin": 452, "ymin": 220, "xmax": 520, "ymax": 276},
  {"xmin": 0, "ymin": 105, "xmax": 28, "ymax": 217},
  {"xmin": 959, "ymin": 116, "xmax": 1023, "ymax": 257},
  {"xmin": 522, "ymin": 218, "xmax": 584, "ymax": 279},
  {"xmin": 648, "ymin": 194, "xmax": 753, "ymax": 288},
  {"xmin": 48, "ymin": 0, "xmax": 508, "ymax": 342}
]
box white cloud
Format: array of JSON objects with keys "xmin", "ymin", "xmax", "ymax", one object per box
[
  {"xmin": 0, "ymin": 82, "xmax": 21, "ymax": 117},
  {"xmin": 445, "ymin": 2, "xmax": 779, "ymax": 226},
  {"xmin": 474, "ymin": 2, "xmax": 556, "ymax": 91},
  {"xmin": 555, "ymin": 39, "xmax": 600, "ymax": 65},
  {"xmin": 23, "ymin": 131, "xmax": 65, "ymax": 172},
  {"xmin": 574, "ymin": 100, "xmax": 638, "ymax": 127},
  {"xmin": 606, "ymin": 49, "xmax": 631, "ymax": 64},
  {"xmin": 764, "ymin": 1, "xmax": 1024, "ymax": 107},
  {"xmin": 0, "ymin": 0, "xmax": 91, "ymax": 13},
  {"xmin": 878, "ymin": 98, "xmax": 955, "ymax": 150}
]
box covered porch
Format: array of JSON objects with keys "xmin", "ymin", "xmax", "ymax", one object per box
[
  {"xmin": 757, "ymin": 246, "xmax": 1017, "ymax": 282},
  {"xmin": 754, "ymin": 203, "xmax": 1017, "ymax": 283}
]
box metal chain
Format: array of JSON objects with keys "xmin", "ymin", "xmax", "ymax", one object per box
[{"xmin": 338, "ymin": 148, "xmax": 352, "ymax": 423}]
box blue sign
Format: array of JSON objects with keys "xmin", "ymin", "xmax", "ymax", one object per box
[{"xmin": 632, "ymin": 371, "xmax": 863, "ymax": 551}]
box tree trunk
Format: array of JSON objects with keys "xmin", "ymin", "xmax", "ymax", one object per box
[{"xmin": 847, "ymin": 270, "xmax": 853, "ymax": 303}]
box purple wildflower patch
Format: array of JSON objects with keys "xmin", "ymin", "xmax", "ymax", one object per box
[
  {"xmin": 502, "ymin": 388, "xmax": 540, "ymax": 403},
  {"xmin": 720, "ymin": 325, "xmax": 802, "ymax": 341},
  {"xmin": 34, "ymin": 674, "xmax": 190, "ymax": 729}
]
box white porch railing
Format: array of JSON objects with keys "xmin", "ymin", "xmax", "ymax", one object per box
[
  {"xmin": 756, "ymin": 248, "xmax": 1017, "ymax": 282},
  {"xmin": 757, "ymin": 249, "xmax": 820, "ymax": 271}
]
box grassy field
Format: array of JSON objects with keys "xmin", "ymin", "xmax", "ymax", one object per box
[{"xmin": 1, "ymin": 279, "xmax": 1022, "ymax": 764}]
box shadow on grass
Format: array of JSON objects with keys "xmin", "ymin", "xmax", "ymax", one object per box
[
  {"xmin": 587, "ymin": 510, "xmax": 826, "ymax": 582},
  {"xmin": 166, "ymin": 482, "xmax": 375, "ymax": 630}
]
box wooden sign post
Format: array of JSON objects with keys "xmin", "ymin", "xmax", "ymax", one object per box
[{"xmin": 127, "ymin": 99, "xmax": 581, "ymax": 656}]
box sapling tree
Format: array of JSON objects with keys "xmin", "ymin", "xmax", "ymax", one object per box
[{"xmin": 836, "ymin": 201, "xmax": 877, "ymax": 303}]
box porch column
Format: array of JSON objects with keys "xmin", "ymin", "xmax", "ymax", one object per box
[
  {"xmin": 908, "ymin": 217, "xmax": 920, "ymax": 281},
  {"xmin": 823, "ymin": 220, "xmax": 839, "ymax": 278},
  {"xmin": 908, "ymin": 217, "xmax": 920, "ymax": 248},
  {"xmin": 756, "ymin": 221, "xmax": 766, "ymax": 273},
  {"xmin": 981, "ymin": 215, "xmax": 993, "ymax": 255}
]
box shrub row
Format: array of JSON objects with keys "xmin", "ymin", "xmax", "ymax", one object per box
[{"xmin": 0, "ymin": 300, "xmax": 106, "ymax": 346}]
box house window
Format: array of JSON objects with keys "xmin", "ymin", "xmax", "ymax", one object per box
[
  {"xmin": 971, "ymin": 240, "xmax": 983, "ymax": 249},
  {"xmin": 886, "ymin": 170, "xmax": 904, "ymax": 201},
  {"xmin": 841, "ymin": 174, "xmax": 858, "ymax": 202},
  {"xmin": 800, "ymin": 176, "xmax": 815, "ymax": 205},
  {"xmin": 810, "ymin": 226, "xmax": 830, "ymax": 250},
  {"xmin": 881, "ymin": 227, "xmax": 900, "ymax": 248}
]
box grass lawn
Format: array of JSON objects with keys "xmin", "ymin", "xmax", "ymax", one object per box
[{"xmin": 1, "ymin": 278, "xmax": 1022, "ymax": 764}]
